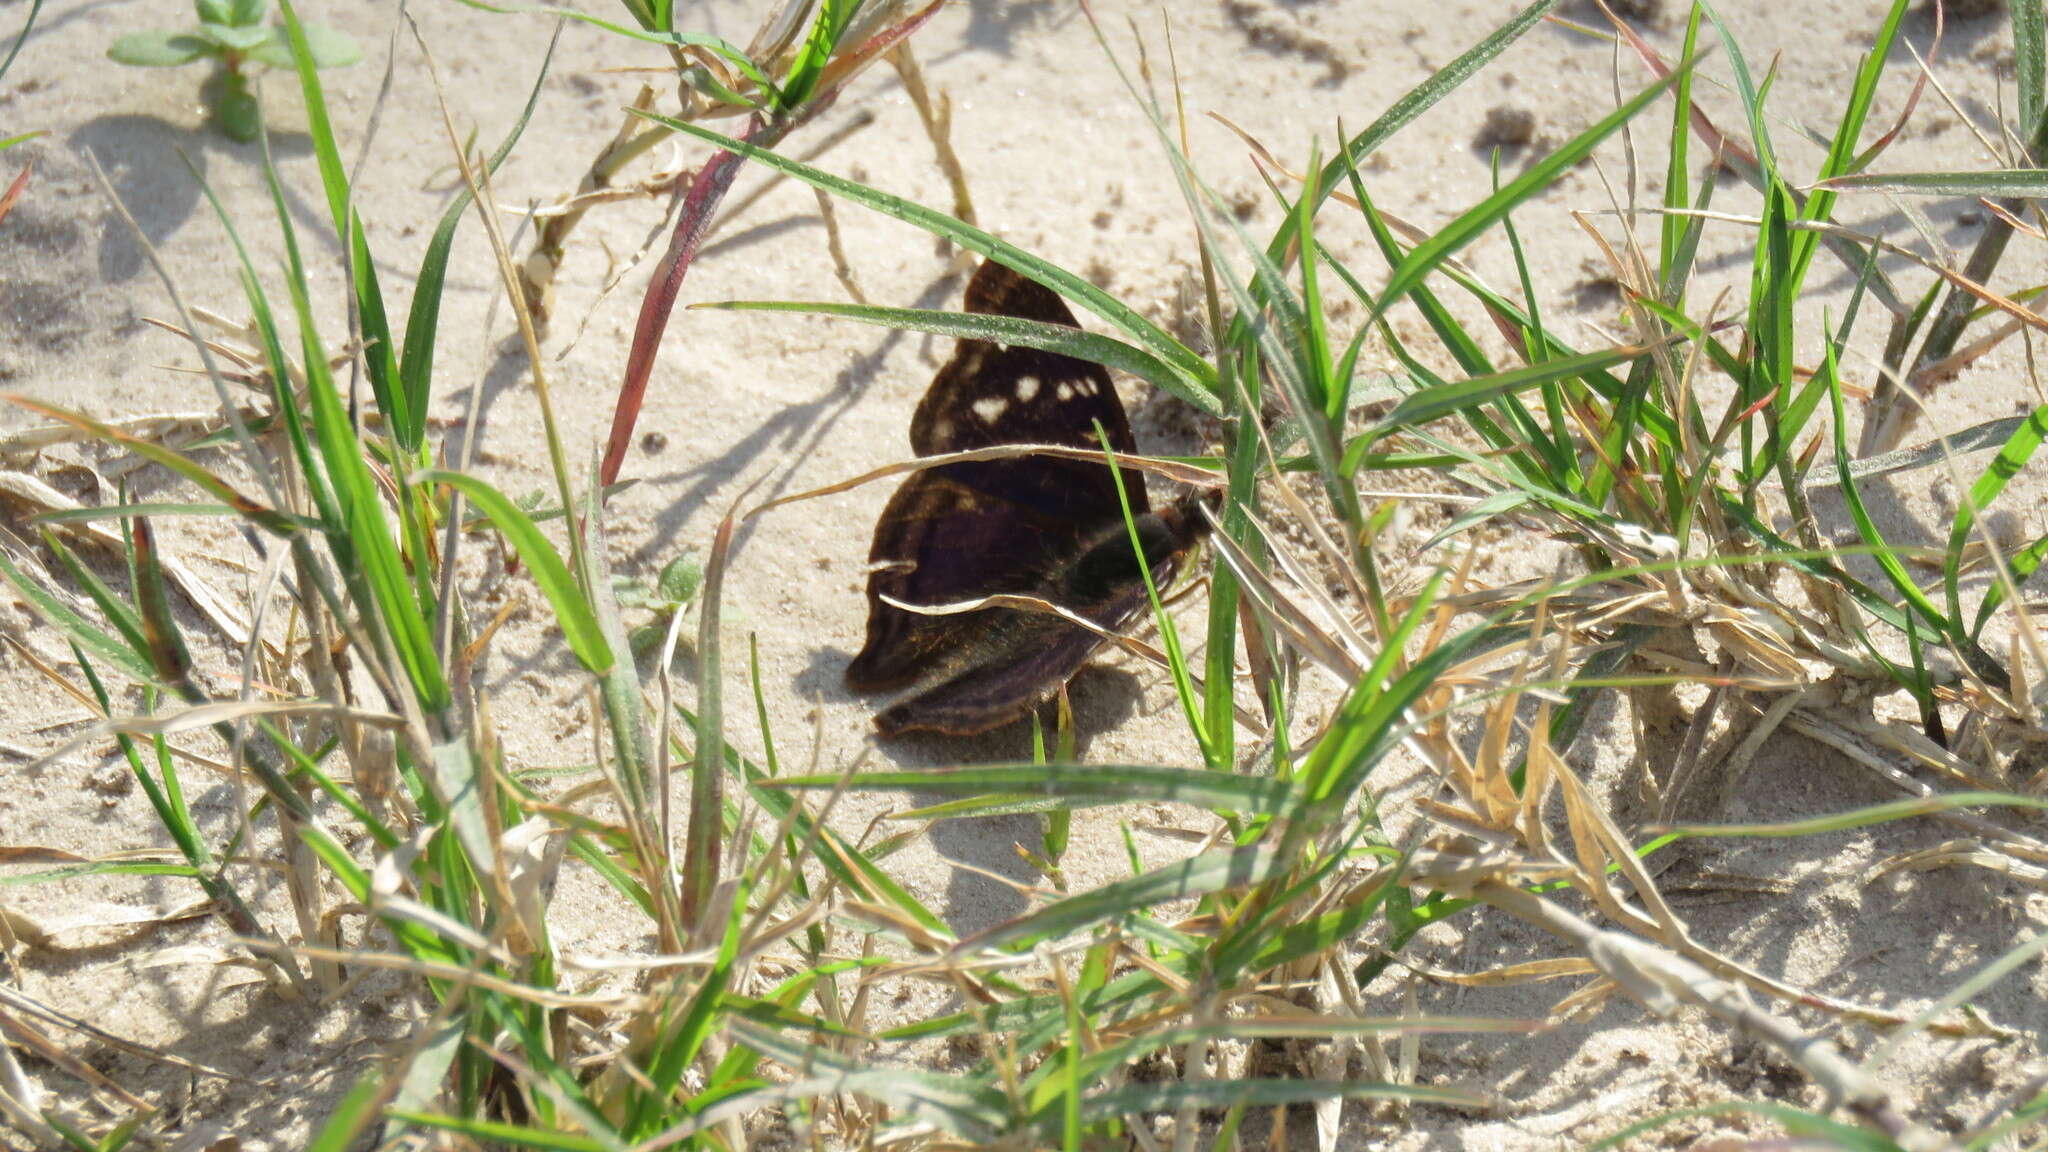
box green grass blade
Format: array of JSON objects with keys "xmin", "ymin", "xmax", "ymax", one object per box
[
  {"xmin": 188, "ymin": 157, "xmax": 342, "ymax": 530},
  {"xmin": 0, "ymin": 861, "xmax": 204, "ymax": 887},
  {"xmin": 417, "ymin": 469, "xmax": 612, "ymax": 672},
  {"xmin": 2020, "ymin": 0, "xmax": 2047, "ymax": 142},
  {"xmin": 1940, "ymin": 404, "xmax": 2048, "ymax": 640},
  {"xmin": 772, "ymin": 763, "xmax": 1306, "ymax": 815},
  {"xmin": 1376, "ymin": 62, "xmax": 1688, "ymax": 313},
  {"xmin": 297, "ymin": 303, "xmax": 450, "ymax": 711},
  {"xmin": 1823, "ymin": 331, "xmax": 1948, "ymax": 634},
  {"xmin": 777, "ymin": 0, "xmax": 853, "ymax": 109},
  {"xmin": 959, "ymin": 846, "xmax": 1283, "ymax": 954},
  {"xmin": 1662, "ymin": 790, "xmax": 2048, "ymax": 840},
  {"xmin": 40, "ymin": 531, "xmax": 151, "ymax": 671},
  {"xmin": 1266, "ymin": 0, "xmax": 1559, "ymax": 272},
  {"xmin": 34, "ymin": 502, "xmax": 240, "ymax": 524},
  {"xmin": 1821, "ymin": 169, "xmax": 2048, "ymax": 197},
  {"xmin": 0, "ymin": 545, "xmax": 154, "ymax": 682},
  {"xmin": 1366, "ymin": 342, "xmax": 1658, "ymax": 439},
  {"xmin": 2, "ymin": 396, "xmax": 295, "ymax": 534},
  {"xmin": 305, "ymin": 1073, "xmax": 394, "ymax": 1152},
  {"xmin": 1696, "ymin": 1, "xmax": 1779, "ymax": 174},
  {"xmin": 398, "ymin": 25, "xmax": 559, "ymax": 447},
  {"xmin": 1659, "ymin": 5, "xmax": 1702, "ymax": 292},
  {"xmin": 632, "ymin": 110, "xmax": 1221, "ymax": 413},
  {"xmin": 701, "ymin": 299, "xmax": 1194, "ymax": 401},
  {"xmin": 0, "ymin": 0, "xmax": 39, "ymax": 85},
  {"xmin": 1788, "ymin": 0, "xmax": 1909, "ymax": 286},
  {"xmin": 275, "ymin": 0, "xmax": 406, "ymax": 449},
  {"xmin": 451, "ymin": 1, "xmax": 776, "ymax": 98},
  {"xmin": 727, "ymin": 1019, "xmax": 1011, "ymax": 1139}
]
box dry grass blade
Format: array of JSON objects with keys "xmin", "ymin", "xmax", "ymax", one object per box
[
  {"xmin": 0, "ymin": 983, "xmax": 254, "ymax": 1086},
  {"xmin": 20, "ymin": 698, "xmax": 400, "ymax": 776},
  {"xmin": 1471, "ymin": 882, "xmax": 1957, "ymax": 1152}
]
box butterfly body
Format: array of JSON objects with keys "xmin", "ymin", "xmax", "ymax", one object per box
[{"xmin": 846, "ymin": 259, "xmax": 1208, "ymax": 738}]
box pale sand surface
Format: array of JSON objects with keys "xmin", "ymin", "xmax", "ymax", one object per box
[{"xmin": 3, "ymin": 0, "xmax": 2046, "ymax": 1146}]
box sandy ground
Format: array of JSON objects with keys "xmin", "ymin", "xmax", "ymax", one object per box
[{"xmin": 4, "ymin": 0, "xmax": 2047, "ymax": 1146}]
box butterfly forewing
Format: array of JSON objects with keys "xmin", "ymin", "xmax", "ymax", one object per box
[{"xmin": 908, "ymin": 266, "xmax": 1147, "ymax": 526}]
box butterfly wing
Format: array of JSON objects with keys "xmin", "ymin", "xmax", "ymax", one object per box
[
  {"xmin": 844, "ymin": 261, "xmax": 1218, "ymax": 735},
  {"xmin": 871, "ymin": 589, "xmax": 1151, "ymax": 738},
  {"xmin": 867, "ymin": 492, "xmax": 1212, "ymax": 736},
  {"xmin": 844, "ymin": 469, "xmax": 1056, "ymax": 692},
  {"xmin": 846, "ymin": 260, "xmax": 1151, "ymax": 705},
  {"xmin": 908, "ymin": 260, "xmax": 1147, "ymax": 526}
]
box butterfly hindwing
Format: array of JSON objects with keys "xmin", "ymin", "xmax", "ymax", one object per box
[
  {"xmin": 863, "ymin": 498, "xmax": 1206, "ymax": 737},
  {"xmin": 843, "ymin": 469, "xmax": 1057, "ymax": 692},
  {"xmin": 871, "ymin": 594, "xmax": 1144, "ymax": 737}
]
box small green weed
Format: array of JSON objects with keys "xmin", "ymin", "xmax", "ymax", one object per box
[{"xmin": 105, "ymin": 0, "xmax": 359, "ymax": 141}]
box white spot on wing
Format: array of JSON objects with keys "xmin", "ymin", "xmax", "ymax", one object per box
[
  {"xmin": 973, "ymin": 396, "xmax": 1009, "ymax": 423},
  {"xmin": 1015, "ymin": 376, "xmax": 1040, "ymax": 402},
  {"xmin": 1057, "ymin": 382, "xmax": 1075, "ymax": 401},
  {"xmin": 931, "ymin": 417, "xmax": 954, "ymax": 441}
]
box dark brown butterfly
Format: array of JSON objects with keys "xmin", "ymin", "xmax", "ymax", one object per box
[{"xmin": 845, "ymin": 258, "xmax": 1210, "ymax": 738}]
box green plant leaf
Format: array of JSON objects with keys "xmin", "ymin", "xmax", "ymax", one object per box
[
  {"xmin": 1, "ymin": 395, "xmax": 297, "ymax": 534},
  {"xmin": 198, "ymin": 19, "xmax": 269, "ymax": 51},
  {"xmin": 247, "ymin": 22, "xmax": 362, "ymax": 69},
  {"xmin": 305, "ymin": 1075, "xmax": 395, "ymax": 1152},
  {"xmin": 275, "ymin": 0, "xmax": 404, "ymax": 450},
  {"xmin": 0, "ymin": 549, "xmax": 154, "ymax": 684},
  {"xmin": 1944, "ymin": 404, "xmax": 2048, "ymax": 639},
  {"xmin": 777, "ymin": 0, "xmax": 853, "ymax": 109},
  {"xmin": 727, "ymin": 1020, "xmax": 1011, "ymax": 1141},
  {"xmin": 0, "ymin": 0, "xmax": 38, "ymax": 85},
  {"xmin": 450, "ymin": 0, "xmax": 776, "ymax": 102},
  {"xmin": 107, "ymin": 30, "xmax": 215, "ymax": 67},
  {"xmin": 2020, "ymin": 0, "xmax": 2047, "ymax": 141},
  {"xmin": 657, "ymin": 551, "xmax": 703, "ymax": 604},
  {"xmin": 1368, "ymin": 340, "xmax": 1659, "ymax": 439}
]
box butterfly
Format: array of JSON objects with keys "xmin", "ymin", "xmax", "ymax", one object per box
[{"xmin": 845, "ymin": 257, "xmax": 1210, "ymax": 738}]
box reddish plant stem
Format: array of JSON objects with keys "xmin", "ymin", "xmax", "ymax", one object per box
[
  {"xmin": 598, "ymin": 1, "xmax": 947, "ymax": 492},
  {"xmin": 602, "ymin": 115, "xmax": 771, "ymax": 488}
]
